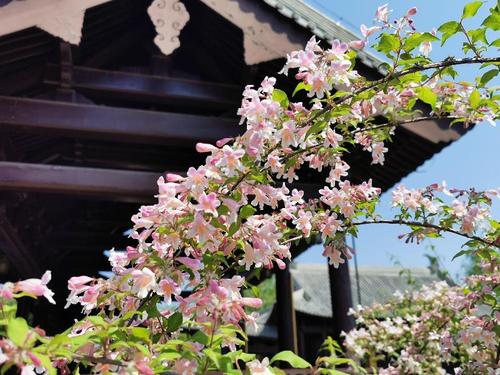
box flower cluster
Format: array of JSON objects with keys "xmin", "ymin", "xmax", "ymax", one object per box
[{"xmin": 343, "ymin": 259, "xmax": 499, "ymax": 374}]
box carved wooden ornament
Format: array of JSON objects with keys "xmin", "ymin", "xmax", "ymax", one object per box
[{"xmin": 147, "ymin": 0, "xmax": 190, "ymax": 56}]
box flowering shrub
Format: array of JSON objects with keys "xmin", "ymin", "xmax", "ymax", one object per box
[
  {"xmin": 343, "ymin": 259, "xmax": 498, "ymax": 374},
  {"xmin": 0, "ymin": 1, "xmax": 499, "ymax": 374}
]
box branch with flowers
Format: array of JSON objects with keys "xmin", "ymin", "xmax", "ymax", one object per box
[{"xmin": 0, "ymin": 2, "xmax": 499, "ymax": 374}]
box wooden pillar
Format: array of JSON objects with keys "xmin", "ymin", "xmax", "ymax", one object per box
[
  {"xmin": 275, "ymin": 264, "xmax": 298, "ymax": 353},
  {"xmin": 328, "ymin": 261, "xmax": 354, "ymax": 343}
]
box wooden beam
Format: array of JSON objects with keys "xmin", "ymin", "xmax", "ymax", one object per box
[
  {"xmin": 44, "ymin": 65, "xmax": 242, "ymax": 109},
  {"xmin": 0, "ymin": 96, "xmax": 240, "ymax": 145},
  {"xmin": 0, "ymin": 162, "xmax": 325, "ymax": 204},
  {"xmin": 0, "ymin": 162, "xmax": 160, "ymax": 203}
]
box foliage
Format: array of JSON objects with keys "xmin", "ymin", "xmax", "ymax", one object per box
[
  {"xmin": 343, "ymin": 260, "xmax": 499, "ymax": 374},
  {"xmin": 0, "ymin": 2, "xmax": 499, "ymax": 374}
]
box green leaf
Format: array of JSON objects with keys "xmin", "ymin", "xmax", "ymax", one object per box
[
  {"xmin": 251, "ymin": 285, "xmax": 260, "ymax": 298},
  {"xmin": 452, "ymin": 249, "xmax": 470, "ymax": 261},
  {"xmin": 204, "ymin": 348, "xmax": 221, "ymax": 370},
  {"xmin": 483, "ymin": 294, "xmax": 497, "ymax": 306},
  {"xmin": 192, "ymin": 330, "xmax": 209, "ymax": 346},
  {"xmin": 130, "ymin": 327, "xmax": 151, "ymax": 343},
  {"xmin": 479, "ymin": 69, "xmax": 498, "ymax": 86},
  {"xmin": 468, "ymin": 28, "xmax": 488, "ymax": 44},
  {"xmin": 462, "ymin": 1, "xmax": 483, "ymax": 19},
  {"xmin": 438, "ymin": 21, "xmax": 461, "ymax": 45},
  {"xmin": 157, "ymin": 351, "xmax": 182, "ymax": 362},
  {"xmin": 270, "ymin": 351, "xmax": 311, "ymax": 368},
  {"xmin": 292, "ymin": 82, "xmax": 311, "ymax": 97},
  {"xmin": 416, "ymin": 87, "xmax": 437, "ymax": 109},
  {"xmin": 376, "ymin": 33, "xmax": 401, "ymax": 55},
  {"xmin": 7, "ymin": 317, "xmax": 29, "ymax": 346},
  {"xmin": 272, "ymin": 89, "xmax": 289, "ymax": 108},
  {"xmin": 166, "ymin": 312, "xmax": 183, "ymax": 333},
  {"xmin": 469, "ymin": 89, "xmax": 481, "ymax": 108},
  {"xmin": 490, "ymin": 38, "xmax": 500, "ymax": 47},
  {"xmin": 403, "ymin": 32, "xmax": 439, "ymax": 51},
  {"xmin": 249, "ymin": 173, "xmax": 267, "ymax": 184},
  {"xmin": 86, "ymin": 316, "xmax": 107, "ymax": 327},
  {"xmin": 305, "ymin": 120, "xmax": 328, "ymax": 139},
  {"xmin": 228, "ymin": 221, "xmax": 241, "ymax": 236},
  {"xmin": 482, "ymin": 12, "xmax": 500, "ymax": 31},
  {"xmin": 240, "ymin": 204, "xmax": 257, "ymax": 220}
]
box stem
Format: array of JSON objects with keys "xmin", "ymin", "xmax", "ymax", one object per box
[
  {"xmin": 351, "ymin": 219, "xmax": 498, "ymax": 248},
  {"xmin": 126, "ymin": 291, "xmax": 153, "ymax": 326},
  {"xmin": 352, "ymin": 115, "xmax": 459, "ymax": 134},
  {"xmin": 459, "ymin": 22, "xmax": 482, "ymax": 59},
  {"xmin": 75, "ymin": 354, "xmax": 125, "ymax": 367},
  {"xmin": 201, "ymin": 321, "xmax": 218, "ymax": 374},
  {"xmin": 281, "ymin": 235, "xmax": 304, "ymax": 245}
]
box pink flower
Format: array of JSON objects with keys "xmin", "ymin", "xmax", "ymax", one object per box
[
  {"xmin": 327, "ymin": 160, "xmax": 350, "ymax": 184},
  {"xmin": 195, "ymin": 142, "xmax": 217, "ymax": 153},
  {"xmin": 407, "ymin": 7, "xmax": 418, "ymax": 17},
  {"xmin": 371, "ymin": 142, "xmax": 388, "ymax": 165},
  {"xmin": 15, "ymin": 271, "xmax": 55, "ymax": 304},
  {"xmin": 185, "ymin": 166, "xmax": 208, "ymax": 194},
  {"xmin": 68, "ymin": 276, "xmax": 93, "ymax": 293},
  {"xmin": 375, "ymin": 4, "xmax": 390, "ymax": 23},
  {"xmin": 27, "ymin": 352, "xmax": 42, "ymax": 367},
  {"xmin": 136, "ymin": 362, "xmax": 154, "ymax": 375},
  {"xmin": 349, "ymin": 40, "xmax": 366, "ymax": 49},
  {"xmin": 135, "ymin": 362, "xmax": 154, "ymax": 375},
  {"xmin": 247, "ymin": 357, "xmax": 273, "ymax": 375},
  {"xmin": 420, "ymin": 28, "xmax": 436, "ymax": 57},
  {"xmin": 174, "ymin": 359, "xmax": 197, "ymax": 375},
  {"xmin": 419, "ymin": 40, "xmax": 432, "ymax": 57},
  {"xmin": 177, "ymin": 257, "xmax": 202, "ymax": 271},
  {"xmin": 260, "ymin": 76, "xmax": 276, "ymax": 93},
  {"xmin": 196, "ymin": 192, "xmax": 221, "ymax": 217},
  {"xmin": 108, "ymin": 249, "xmax": 129, "ymax": 274},
  {"xmin": 166, "ymin": 173, "xmax": 183, "ymax": 182},
  {"xmin": 360, "ymin": 24, "xmax": 382, "ymax": 38},
  {"xmin": 186, "ymin": 213, "xmax": 216, "ymax": 243},
  {"xmin": 0, "ymin": 283, "xmax": 14, "ymax": 300},
  {"xmin": 216, "ymin": 137, "xmax": 233, "ymax": 147},
  {"xmin": 280, "ymin": 120, "xmax": 299, "ymax": 148},
  {"xmin": 329, "ymin": 39, "xmax": 348, "ymax": 57},
  {"xmin": 321, "ymin": 214, "xmax": 342, "ymax": 239},
  {"xmin": 307, "ymin": 70, "xmax": 332, "ymax": 98},
  {"xmin": 293, "ymin": 210, "xmax": 313, "ymax": 236},
  {"xmin": 158, "ymin": 277, "xmax": 181, "ymax": 303},
  {"xmin": 80, "ymin": 286, "xmax": 99, "ymax": 308},
  {"xmin": 217, "ymin": 146, "xmax": 245, "ymax": 177},
  {"xmin": 131, "ymin": 267, "xmax": 156, "ymax": 299},
  {"xmin": 323, "ymin": 245, "xmax": 345, "ymax": 268},
  {"xmin": 240, "ymin": 297, "xmax": 263, "ymax": 309}
]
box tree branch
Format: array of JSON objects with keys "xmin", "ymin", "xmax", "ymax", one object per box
[
  {"xmin": 351, "ymin": 219, "xmax": 498, "ymax": 248},
  {"xmin": 352, "ymin": 115, "xmax": 460, "ymax": 134}
]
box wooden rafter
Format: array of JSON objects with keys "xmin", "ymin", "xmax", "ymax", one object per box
[
  {"xmin": 0, "ymin": 162, "xmax": 160, "ymax": 202},
  {"xmin": 0, "ymin": 96, "xmax": 241, "ymax": 146},
  {"xmin": 44, "ymin": 65, "xmax": 242, "ymax": 109}
]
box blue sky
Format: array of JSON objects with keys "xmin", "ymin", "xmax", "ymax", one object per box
[{"xmin": 296, "ymin": 0, "xmax": 500, "ymax": 279}]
